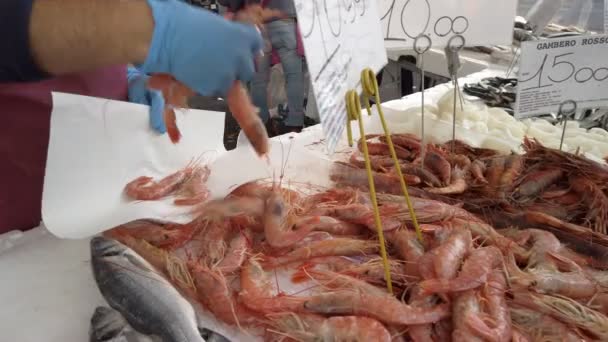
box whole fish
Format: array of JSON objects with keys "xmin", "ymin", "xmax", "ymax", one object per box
[
  {"xmin": 89, "ymin": 306, "xmax": 231, "ymax": 342},
  {"xmin": 91, "ymin": 236, "xmax": 205, "ymax": 342},
  {"xmin": 90, "ymin": 306, "xmax": 154, "ymax": 342}
]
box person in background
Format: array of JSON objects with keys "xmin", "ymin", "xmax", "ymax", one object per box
[
  {"xmin": 0, "ymin": 0, "xmax": 262, "ymax": 234},
  {"xmin": 221, "ymin": 0, "xmax": 305, "ymax": 135}
]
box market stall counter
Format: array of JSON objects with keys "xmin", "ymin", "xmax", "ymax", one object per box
[
  {"xmin": 2, "ymin": 68, "xmax": 608, "ymax": 341},
  {"xmin": 0, "ymin": 227, "xmax": 103, "ymax": 341}
]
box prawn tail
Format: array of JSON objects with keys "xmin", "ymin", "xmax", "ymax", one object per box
[
  {"xmin": 164, "ymin": 107, "xmax": 181, "ymax": 144},
  {"xmin": 418, "ymin": 279, "xmax": 450, "ymax": 294},
  {"xmin": 465, "ymin": 313, "xmax": 496, "ymax": 341},
  {"xmin": 407, "ymin": 324, "xmax": 433, "ymax": 342}
]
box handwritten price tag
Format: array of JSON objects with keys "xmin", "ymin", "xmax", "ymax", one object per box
[
  {"xmin": 295, "ymin": 0, "xmax": 387, "ymax": 153},
  {"xmin": 605, "ymin": 0, "xmax": 608, "ymax": 33},
  {"xmin": 515, "ymin": 34, "xmax": 608, "ymax": 119},
  {"xmin": 379, "ymin": 0, "xmax": 517, "ymax": 48}
]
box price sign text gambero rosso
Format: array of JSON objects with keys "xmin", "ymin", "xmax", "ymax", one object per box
[{"xmin": 516, "ymin": 34, "xmax": 608, "ymax": 119}]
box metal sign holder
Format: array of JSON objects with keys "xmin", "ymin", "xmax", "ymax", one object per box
[
  {"xmin": 558, "ymin": 100, "xmax": 578, "ymax": 151},
  {"xmin": 414, "ymin": 34, "xmax": 432, "ymax": 163},
  {"xmin": 445, "ymin": 35, "xmax": 466, "ymax": 153}
]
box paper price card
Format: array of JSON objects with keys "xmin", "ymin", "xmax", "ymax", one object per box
[
  {"xmin": 295, "ymin": 0, "xmax": 387, "ymax": 153},
  {"xmin": 379, "ymin": 0, "xmax": 517, "ymax": 48},
  {"xmin": 605, "ymin": 0, "xmax": 608, "ymax": 33},
  {"xmin": 515, "ymin": 34, "xmax": 608, "ymax": 119}
]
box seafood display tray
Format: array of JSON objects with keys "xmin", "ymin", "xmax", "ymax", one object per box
[
  {"xmin": 0, "ymin": 227, "xmax": 257, "ymax": 342},
  {"xmin": 3, "ymin": 68, "xmax": 607, "ymax": 341}
]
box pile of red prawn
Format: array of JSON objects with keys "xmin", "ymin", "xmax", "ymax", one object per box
[
  {"xmin": 336, "ymin": 134, "xmax": 608, "ymax": 251},
  {"xmin": 105, "ymin": 170, "xmax": 608, "ymax": 341}
]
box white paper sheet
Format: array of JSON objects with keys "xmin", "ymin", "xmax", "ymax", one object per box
[
  {"xmin": 42, "ymin": 93, "xmax": 226, "ymax": 239},
  {"xmin": 295, "ymin": 0, "xmax": 388, "ymax": 153}
]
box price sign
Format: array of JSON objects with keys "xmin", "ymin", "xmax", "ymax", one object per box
[
  {"xmin": 379, "ymin": 0, "xmax": 518, "ymax": 48},
  {"xmin": 515, "ymin": 34, "xmax": 608, "ymax": 119},
  {"xmin": 605, "ymin": 0, "xmax": 608, "ymax": 33},
  {"xmin": 294, "ymin": 0, "xmax": 387, "ymax": 153}
]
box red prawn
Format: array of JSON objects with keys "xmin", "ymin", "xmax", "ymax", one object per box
[
  {"xmin": 498, "ymin": 154, "xmax": 524, "ymax": 190},
  {"xmin": 378, "ymin": 133, "xmax": 421, "ymax": 151},
  {"xmin": 425, "ymin": 167, "xmax": 468, "ymax": 195},
  {"xmin": 515, "ymin": 168, "xmax": 564, "ymax": 198},
  {"xmin": 465, "ymin": 270, "xmax": 512, "ymax": 342},
  {"xmin": 423, "ymin": 149, "xmax": 451, "ymax": 186},
  {"xmin": 227, "ymin": 82, "xmax": 269, "ymax": 157},
  {"xmin": 124, "ymin": 165, "xmax": 193, "ymax": 201},
  {"xmin": 358, "ymin": 137, "xmax": 412, "ymax": 160},
  {"xmin": 569, "ymin": 175, "xmax": 608, "ymax": 235},
  {"xmin": 419, "ymin": 246, "xmax": 503, "ymax": 294},
  {"xmin": 104, "ymin": 219, "xmax": 199, "ymax": 250},
  {"xmin": 468, "ymin": 159, "xmax": 488, "ymax": 185},
  {"xmin": 147, "ymin": 73, "xmax": 195, "ymax": 144}
]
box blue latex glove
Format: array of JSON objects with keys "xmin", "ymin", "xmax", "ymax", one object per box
[
  {"xmin": 127, "ymin": 66, "xmax": 167, "ymax": 134},
  {"xmin": 140, "ymin": 0, "xmax": 263, "ymax": 96}
]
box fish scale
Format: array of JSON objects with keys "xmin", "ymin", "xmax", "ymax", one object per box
[
  {"xmin": 91, "ymin": 237, "xmax": 204, "ymax": 342},
  {"xmin": 90, "ymin": 306, "xmax": 231, "ymax": 342}
]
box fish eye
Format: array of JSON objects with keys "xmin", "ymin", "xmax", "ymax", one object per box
[
  {"xmin": 97, "ymin": 243, "xmax": 123, "ymax": 257},
  {"xmin": 101, "ymin": 249, "xmax": 122, "ymax": 257},
  {"xmin": 97, "ymin": 330, "xmax": 121, "ymax": 341}
]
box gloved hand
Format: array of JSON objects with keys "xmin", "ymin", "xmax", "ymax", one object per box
[
  {"xmin": 127, "ymin": 66, "xmax": 166, "ymax": 134},
  {"xmin": 140, "ymin": 0, "xmax": 263, "ymax": 96}
]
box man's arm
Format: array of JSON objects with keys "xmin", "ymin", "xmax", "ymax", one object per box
[
  {"xmin": 0, "ymin": 0, "xmax": 153, "ymax": 82},
  {"xmin": 0, "ymin": 0, "xmax": 46, "ymax": 81},
  {"xmin": 1, "ymin": 0, "xmax": 263, "ymax": 98},
  {"xmin": 30, "ymin": 0, "xmax": 153, "ymax": 76}
]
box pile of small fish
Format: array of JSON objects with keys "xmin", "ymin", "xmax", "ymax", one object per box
[
  {"xmin": 463, "ymin": 77, "xmax": 608, "ymax": 131},
  {"xmin": 463, "ymin": 77, "xmax": 517, "ymax": 114},
  {"xmin": 90, "ymin": 136, "xmax": 608, "ymax": 340},
  {"xmin": 513, "ymin": 20, "xmax": 591, "ymax": 44}
]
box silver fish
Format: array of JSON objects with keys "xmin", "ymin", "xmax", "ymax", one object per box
[
  {"xmin": 90, "ymin": 306, "xmax": 231, "ymax": 342},
  {"xmin": 91, "ymin": 236, "xmax": 204, "ymax": 342},
  {"xmin": 90, "ymin": 306, "xmax": 155, "ymax": 342}
]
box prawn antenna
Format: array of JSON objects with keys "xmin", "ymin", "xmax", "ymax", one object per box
[{"xmin": 276, "ymin": 136, "xmax": 294, "ymax": 189}]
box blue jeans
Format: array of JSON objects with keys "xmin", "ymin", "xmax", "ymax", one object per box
[{"xmin": 251, "ymin": 20, "xmax": 304, "ymax": 127}]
